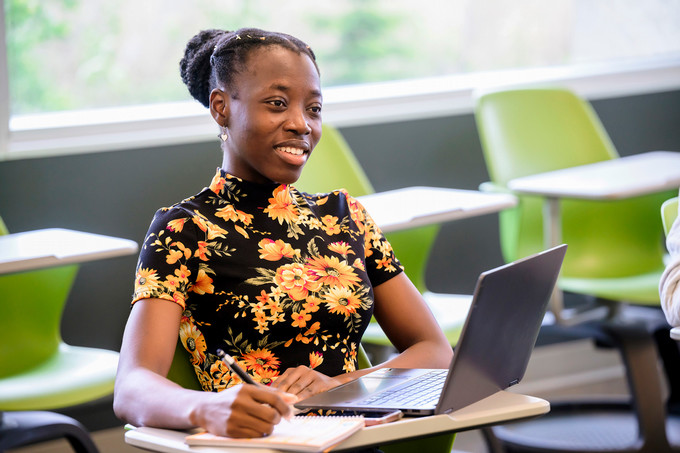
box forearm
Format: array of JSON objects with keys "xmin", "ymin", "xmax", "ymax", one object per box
[{"xmin": 113, "ymin": 367, "xmax": 207, "ymax": 429}]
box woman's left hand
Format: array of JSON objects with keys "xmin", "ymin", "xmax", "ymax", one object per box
[{"xmin": 271, "ymin": 365, "xmax": 342, "ymax": 399}]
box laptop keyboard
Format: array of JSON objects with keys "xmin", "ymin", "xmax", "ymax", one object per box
[{"xmin": 356, "ymin": 370, "xmax": 447, "ymax": 407}]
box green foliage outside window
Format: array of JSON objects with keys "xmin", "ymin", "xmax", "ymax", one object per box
[{"xmin": 4, "ymin": 0, "xmax": 680, "ymax": 116}]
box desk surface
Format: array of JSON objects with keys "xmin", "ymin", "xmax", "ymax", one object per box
[
  {"xmin": 507, "ymin": 151, "xmax": 680, "ymax": 200},
  {"xmin": 0, "ymin": 228, "xmax": 139, "ymax": 275},
  {"xmin": 125, "ymin": 390, "xmax": 549, "ymax": 452},
  {"xmin": 357, "ymin": 186, "xmax": 517, "ymax": 233}
]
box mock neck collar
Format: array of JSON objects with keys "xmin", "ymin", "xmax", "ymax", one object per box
[{"xmin": 208, "ymin": 168, "xmax": 288, "ymax": 202}]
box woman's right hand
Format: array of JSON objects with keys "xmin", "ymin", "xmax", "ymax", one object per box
[
  {"xmin": 114, "ymin": 299, "xmax": 296, "ymax": 437},
  {"xmin": 194, "ymin": 384, "xmax": 298, "ymax": 438}
]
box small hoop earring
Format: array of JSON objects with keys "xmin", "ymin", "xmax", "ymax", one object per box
[{"xmin": 218, "ymin": 125, "xmax": 229, "ymax": 142}]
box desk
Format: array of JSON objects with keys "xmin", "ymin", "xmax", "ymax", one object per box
[
  {"xmin": 125, "ymin": 390, "xmax": 548, "ymax": 452},
  {"xmin": 507, "ymin": 151, "xmax": 680, "ymax": 247},
  {"xmin": 0, "ymin": 228, "xmax": 139, "ymax": 275},
  {"xmin": 507, "ymin": 151, "xmax": 680, "ymax": 324},
  {"xmin": 357, "ymin": 186, "xmax": 517, "ymax": 234}
]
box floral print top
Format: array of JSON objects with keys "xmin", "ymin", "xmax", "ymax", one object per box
[{"xmin": 132, "ymin": 169, "xmax": 402, "ymax": 392}]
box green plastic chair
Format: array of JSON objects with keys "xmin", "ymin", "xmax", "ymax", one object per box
[
  {"xmin": 295, "ymin": 124, "xmax": 471, "ymax": 347},
  {"xmin": 167, "ymin": 340, "xmax": 455, "ymax": 453},
  {"xmin": 0, "ymin": 218, "xmax": 119, "ymax": 411},
  {"xmin": 662, "ymin": 196, "xmax": 678, "ymax": 236},
  {"xmin": 474, "ymin": 87, "xmax": 680, "ymax": 452},
  {"xmin": 476, "ymin": 87, "xmax": 673, "ymax": 313}
]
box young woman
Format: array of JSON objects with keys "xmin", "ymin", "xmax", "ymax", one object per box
[{"xmin": 113, "ymin": 27, "xmax": 452, "ymax": 439}]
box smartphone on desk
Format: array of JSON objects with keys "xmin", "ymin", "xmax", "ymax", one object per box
[{"xmin": 339, "ymin": 410, "xmax": 403, "ymax": 426}]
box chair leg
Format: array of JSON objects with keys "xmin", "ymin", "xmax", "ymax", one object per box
[
  {"xmin": 0, "ymin": 411, "xmax": 99, "ymax": 453},
  {"xmin": 480, "ymin": 426, "xmax": 508, "ymax": 453},
  {"xmin": 601, "ymin": 321, "xmax": 672, "ymax": 452}
]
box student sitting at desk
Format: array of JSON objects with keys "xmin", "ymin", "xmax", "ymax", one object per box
[
  {"xmin": 113, "ymin": 27, "xmax": 452, "ymax": 440},
  {"xmin": 660, "ymin": 189, "xmax": 680, "ymax": 327}
]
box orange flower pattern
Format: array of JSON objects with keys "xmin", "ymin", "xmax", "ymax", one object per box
[{"xmin": 132, "ymin": 169, "xmax": 402, "ymax": 391}]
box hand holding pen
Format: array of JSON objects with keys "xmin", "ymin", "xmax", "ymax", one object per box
[{"xmin": 217, "ymin": 349, "xmax": 299, "ymax": 419}]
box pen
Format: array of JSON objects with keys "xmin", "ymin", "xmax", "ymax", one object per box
[
  {"xmin": 216, "ymin": 348, "xmax": 300, "ymax": 419},
  {"xmin": 216, "ymin": 349, "xmax": 257, "ymax": 385}
]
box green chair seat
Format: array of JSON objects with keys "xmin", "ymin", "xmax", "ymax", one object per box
[
  {"xmin": 0, "ymin": 344, "xmax": 119, "ymax": 411},
  {"xmin": 560, "ymin": 267, "xmax": 667, "ymax": 305}
]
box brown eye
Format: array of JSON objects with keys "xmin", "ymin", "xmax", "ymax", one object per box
[{"xmin": 268, "ymin": 100, "xmax": 286, "ymax": 108}]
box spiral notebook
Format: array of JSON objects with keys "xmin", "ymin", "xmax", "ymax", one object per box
[{"xmin": 184, "ymin": 415, "xmax": 365, "ymax": 452}]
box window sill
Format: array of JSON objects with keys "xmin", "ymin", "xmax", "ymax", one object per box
[{"xmin": 3, "ymin": 55, "xmax": 680, "ymax": 161}]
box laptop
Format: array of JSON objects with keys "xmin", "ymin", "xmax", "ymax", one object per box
[{"xmin": 296, "ymin": 244, "xmax": 567, "ymax": 416}]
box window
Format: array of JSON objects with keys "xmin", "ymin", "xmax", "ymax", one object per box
[{"xmin": 1, "ymin": 0, "xmax": 679, "ymax": 157}]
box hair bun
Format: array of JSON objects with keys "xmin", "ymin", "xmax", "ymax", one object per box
[{"xmin": 179, "ymin": 29, "xmax": 229, "ymax": 107}]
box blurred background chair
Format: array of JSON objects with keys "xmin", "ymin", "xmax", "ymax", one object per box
[
  {"xmin": 0, "ymin": 411, "xmax": 99, "ymax": 453},
  {"xmin": 474, "ymin": 87, "xmax": 680, "ymax": 452},
  {"xmin": 0, "ymin": 215, "xmax": 119, "ymax": 452},
  {"xmin": 295, "ymin": 124, "xmax": 472, "ymax": 352}
]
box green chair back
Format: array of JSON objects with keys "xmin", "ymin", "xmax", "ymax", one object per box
[
  {"xmin": 299, "ymin": 124, "xmax": 374, "ymax": 197},
  {"xmin": 296, "ymin": 124, "xmax": 440, "ymax": 294},
  {"xmin": 662, "ymin": 196, "xmax": 678, "ymax": 236},
  {"xmin": 0, "ymin": 265, "xmax": 79, "ymax": 379},
  {"xmin": 475, "ymin": 87, "xmax": 672, "ymax": 304}
]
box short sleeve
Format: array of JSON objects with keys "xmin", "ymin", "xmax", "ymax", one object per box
[
  {"xmin": 131, "ymin": 206, "xmax": 200, "ymax": 309},
  {"xmin": 342, "ymin": 191, "xmax": 403, "ymax": 287}
]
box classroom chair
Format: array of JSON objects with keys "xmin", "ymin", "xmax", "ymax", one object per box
[
  {"xmin": 295, "ymin": 124, "xmax": 471, "ymax": 348},
  {"xmin": 474, "ymin": 87, "xmax": 680, "ymax": 452},
  {"xmin": 0, "ymin": 215, "xmax": 118, "ymax": 452},
  {"xmin": 167, "ymin": 340, "xmax": 456, "ymax": 453}
]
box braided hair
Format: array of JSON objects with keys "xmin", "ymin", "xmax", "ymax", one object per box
[{"xmin": 179, "ymin": 27, "xmax": 319, "ymax": 108}]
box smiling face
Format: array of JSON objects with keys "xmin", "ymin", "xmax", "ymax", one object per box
[{"xmin": 212, "ymin": 45, "xmax": 322, "ymax": 185}]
